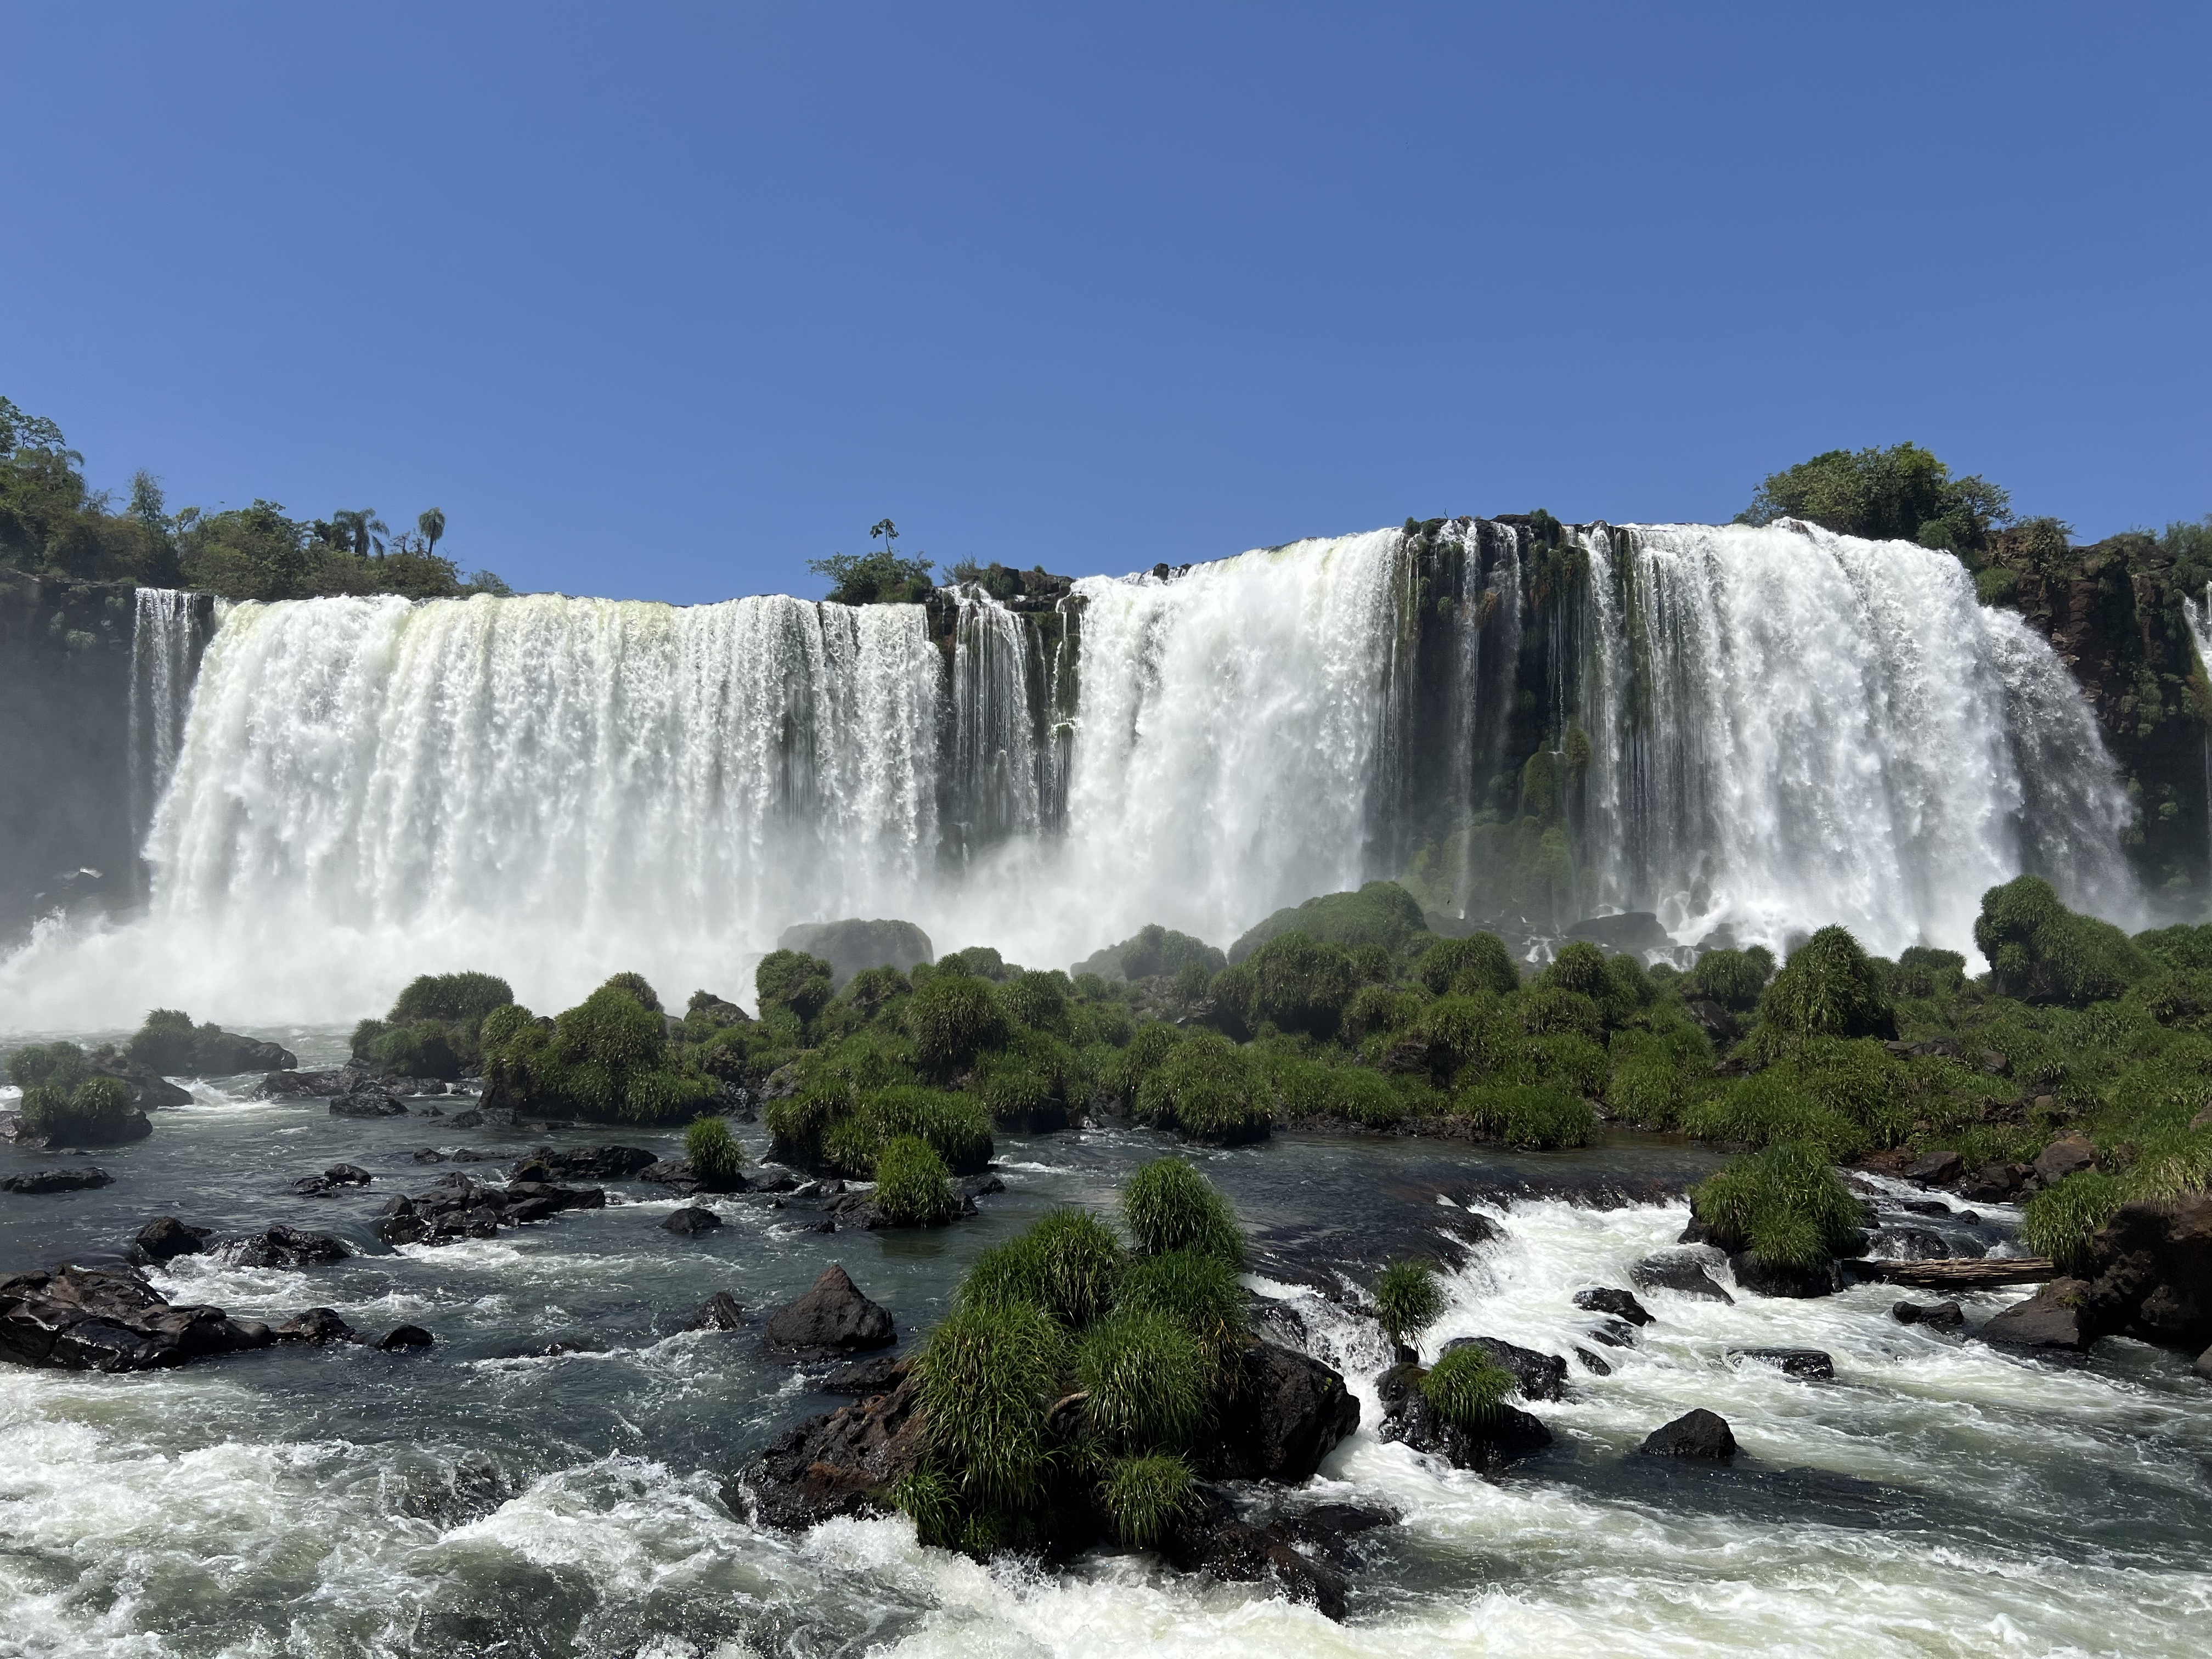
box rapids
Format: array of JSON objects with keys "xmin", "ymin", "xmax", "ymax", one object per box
[{"xmin": 2, "ymin": 1040, "xmax": 2207, "ymax": 1657}]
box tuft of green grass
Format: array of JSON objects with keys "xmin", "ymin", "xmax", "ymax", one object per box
[
  {"xmin": 873, "ymin": 1135, "xmax": 961, "ymax": 1226},
  {"xmin": 683, "ymin": 1114, "xmax": 744, "ymax": 1184},
  {"xmin": 915, "ymin": 1301, "xmax": 1066, "ymax": 1509},
  {"xmin": 1076, "ymin": 1311, "xmax": 1208, "ymax": 1451},
  {"xmin": 1419, "ymin": 1344, "xmax": 1515, "ymax": 1431},
  {"xmin": 1121, "ymin": 1158, "xmax": 1244, "ymax": 1265},
  {"xmin": 1690, "ymin": 1141, "xmax": 1864, "ymax": 1269},
  {"xmin": 1455, "ymin": 1082, "xmax": 1596, "ymax": 1149},
  {"xmin": 1116, "ymin": 1248, "xmax": 1248, "ymax": 1384},
  {"xmin": 1099, "ymin": 1453, "xmax": 1193, "ymax": 1548},
  {"xmin": 1374, "ymin": 1257, "xmax": 1443, "ymax": 1355}
]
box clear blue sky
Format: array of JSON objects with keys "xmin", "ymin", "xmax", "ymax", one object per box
[{"xmin": 3, "ymin": 3, "xmax": 2205, "ymax": 605}]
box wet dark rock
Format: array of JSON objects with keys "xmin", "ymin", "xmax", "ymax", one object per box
[
  {"xmin": 2056, "ymin": 1193, "xmax": 2212, "ymax": 1354},
  {"xmin": 1899, "ymin": 1198, "xmax": 1956, "ymax": 1217},
  {"xmin": 957, "ymin": 1172, "xmax": 1006, "ymax": 1201},
  {"xmin": 1588, "ymin": 1317, "xmax": 1640, "ymax": 1348},
  {"xmin": 745, "ymin": 1359, "xmax": 925, "ymax": 1530},
  {"xmin": 763, "ymin": 1263, "xmax": 896, "ymax": 1357},
  {"xmin": 326, "ymin": 1164, "xmax": 371, "ymax": 1186},
  {"xmin": 1980, "ymin": 1278, "xmax": 2095, "ymax": 1351},
  {"xmin": 1729, "ymin": 1346, "xmax": 1835, "ymax": 1380},
  {"xmin": 273, "ymin": 1307, "xmax": 359, "ymax": 1344},
  {"xmin": 1376, "ymin": 1360, "xmax": 1552, "ymax": 1471},
  {"xmin": 2, "ymin": 1165, "xmax": 114, "ymax": 1194},
  {"xmin": 1639, "ymin": 1408, "xmax": 1737, "ymax": 1460},
  {"xmin": 502, "ymin": 1336, "xmax": 605, "ymax": 1358},
  {"xmin": 1160, "ymin": 1488, "xmax": 1350, "ymax": 1621},
  {"xmin": 1575, "ymin": 1346, "xmax": 1613, "ymax": 1374},
  {"xmin": 638, "ymin": 1158, "xmax": 703, "ymax": 1195},
  {"xmin": 374, "ymin": 1175, "xmax": 600, "ymax": 1245},
  {"xmin": 409, "ymin": 1149, "xmax": 448, "ymax": 1164},
  {"xmin": 330, "ymin": 1093, "xmax": 408, "ymax": 1118},
  {"xmin": 2033, "ymin": 1135, "xmax": 2098, "ymax": 1185},
  {"xmin": 87, "ymin": 1053, "xmax": 194, "ymax": 1109},
  {"xmin": 0, "ymin": 1264, "xmax": 274, "ymax": 1371},
  {"xmin": 1573, "ymin": 1286, "xmax": 1652, "ymax": 1325},
  {"xmin": 1442, "ymin": 1335, "xmax": 1567, "ymax": 1402},
  {"xmin": 449, "ymin": 1148, "xmax": 500, "ymax": 1162},
  {"xmin": 375, "ymin": 1324, "xmax": 433, "ymax": 1351},
  {"xmin": 512, "ymin": 1144, "xmax": 659, "ymax": 1182},
  {"xmin": 1727, "ymin": 1250, "xmax": 1841, "ymax": 1299},
  {"xmin": 445, "ymin": 1110, "xmax": 484, "ymax": 1129},
  {"xmin": 1631, "ymin": 1250, "xmax": 1735, "ymax": 1303},
  {"xmin": 130, "ymin": 1216, "xmax": 211, "ymax": 1265},
  {"xmin": 662, "ymin": 1206, "xmax": 722, "ymax": 1235},
  {"xmin": 1874, "ymin": 1228, "xmax": 1951, "ymax": 1261},
  {"xmin": 1893, "ymin": 1300, "xmax": 1966, "ymax": 1328},
  {"xmin": 222, "ymin": 1225, "xmax": 349, "ymax": 1269},
  {"xmin": 1210, "ymin": 1341, "xmax": 1360, "ymax": 1482},
  {"xmin": 748, "ymin": 1166, "xmax": 802, "ymax": 1194},
  {"xmin": 258, "ymin": 1063, "xmax": 382, "ymax": 1101},
  {"xmin": 1905, "ymin": 1149, "xmax": 1966, "ymax": 1187},
  {"xmin": 2196, "ymin": 1344, "xmax": 2212, "ymax": 1384},
  {"xmin": 502, "ymin": 1181, "xmax": 605, "ymax": 1224},
  {"xmin": 1959, "ymin": 1161, "xmax": 2030, "ymax": 1204},
  {"xmin": 686, "ymin": 1291, "xmax": 746, "ymax": 1331},
  {"xmin": 819, "ymin": 1353, "xmax": 906, "ymax": 1395}
]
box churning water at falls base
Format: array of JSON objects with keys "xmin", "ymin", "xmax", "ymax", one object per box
[
  {"xmin": 0, "ymin": 521, "xmax": 2140, "ymax": 1029},
  {"xmin": 2, "ymin": 1037, "xmax": 2208, "ymax": 1657}
]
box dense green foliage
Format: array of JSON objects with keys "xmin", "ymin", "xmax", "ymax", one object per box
[
  {"xmin": 1228, "ymin": 880, "xmax": 1427, "ymax": 963},
  {"xmin": 682, "ymin": 1115, "xmax": 744, "ymax": 1187},
  {"xmin": 1373, "ymin": 1259, "xmax": 1443, "ymax": 1355},
  {"xmin": 477, "ymin": 972, "xmax": 720, "ymax": 1123},
  {"xmin": 351, "ymin": 969, "xmax": 516, "ymax": 1079},
  {"xmin": 873, "ymin": 1135, "xmax": 961, "ymax": 1226},
  {"xmin": 1974, "ymin": 876, "xmax": 2148, "ymax": 1006},
  {"xmin": 1735, "ymin": 441, "xmax": 2011, "ymax": 553},
  {"xmin": 896, "ymin": 1161, "xmax": 1253, "ymax": 1559},
  {"xmin": 1, "ymin": 394, "xmax": 505, "ymax": 598},
  {"xmin": 123, "ymin": 1009, "xmax": 279, "ymax": 1077},
  {"xmin": 808, "ymin": 520, "xmax": 935, "ymax": 604},
  {"xmin": 1691, "ymin": 1142, "xmax": 1866, "ymax": 1269}
]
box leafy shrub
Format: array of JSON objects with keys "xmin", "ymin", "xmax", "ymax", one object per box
[
  {"xmin": 1976, "ymin": 876, "xmax": 2148, "ymax": 1007},
  {"xmin": 1892, "ymin": 946, "xmax": 1967, "ymax": 1000},
  {"xmin": 20, "ymin": 1073, "xmax": 138, "ymax": 1144},
  {"xmin": 1104, "ymin": 1021, "xmax": 1181, "ymax": 1101},
  {"xmin": 1335, "ymin": 1066, "xmax": 1417, "ymax": 1126},
  {"xmin": 998, "ymin": 970, "xmax": 1069, "ymax": 1034},
  {"xmin": 1374, "ymin": 1259, "xmax": 1442, "ymax": 1354},
  {"xmin": 8, "ymin": 1041, "xmax": 91, "ymax": 1093},
  {"xmin": 1682, "ymin": 1070, "xmax": 1853, "ymax": 1155},
  {"xmin": 963, "ymin": 1207, "xmax": 1125, "ymax": 1329},
  {"xmin": 853, "ymin": 1086, "xmax": 994, "ymax": 1175},
  {"xmin": 1759, "ymin": 927, "xmax": 1897, "ymax": 1041},
  {"xmin": 1081, "ymin": 923, "xmax": 1226, "ymax": 983},
  {"xmin": 479, "ymin": 975, "xmax": 718, "ymax": 1123},
  {"xmin": 359, "ymin": 1019, "xmax": 461, "ymax": 1080},
  {"xmin": 1689, "ymin": 947, "xmax": 1774, "ymax": 1012},
  {"xmin": 1606, "ymin": 1056, "xmax": 1690, "ymax": 1128},
  {"xmin": 1537, "ymin": 940, "xmax": 1611, "ymax": 1001},
  {"xmin": 1455, "ymin": 1082, "xmax": 1595, "ymax": 1149},
  {"xmin": 907, "ymin": 973, "xmax": 1009, "ymax": 1071},
  {"xmin": 1419, "ymin": 994, "xmax": 1514, "ymax": 1081},
  {"xmin": 1099, "ymin": 1453, "xmax": 1193, "ymax": 1548},
  {"xmin": 1514, "ymin": 987, "xmax": 1603, "ymax": 1041},
  {"xmin": 1122, "ymin": 1158, "xmax": 1243, "ymax": 1265},
  {"xmin": 2135, "ymin": 923, "xmax": 2212, "ymax": 975},
  {"xmin": 2020, "ymin": 1170, "xmax": 2124, "ymax": 1273},
  {"xmin": 1077, "ymin": 1311, "xmax": 1208, "ymax": 1451},
  {"xmin": 1419, "ymin": 1344, "xmax": 1515, "ymax": 1431},
  {"xmin": 684, "ymin": 1115, "xmax": 743, "ymax": 1185},
  {"xmin": 915, "ymin": 1301, "xmax": 1067, "ymax": 1509},
  {"xmin": 757, "ymin": 949, "xmax": 835, "ymax": 1023},
  {"xmin": 1343, "ymin": 983, "xmax": 1424, "ymax": 1045},
  {"xmin": 1690, "ymin": 1142, "xmax": 1865, "ymax": 1269},
  {"xmin": 1416, "ymin": 932, "xmax": 1521, "ymax": 998},
  {"xmin": 1135, "ymin": 1030, "xmax": 1269, "ymax": 1143},
  {"xmin": 874, "ymin": 1135, "xmax": 961, "ymax": 1226},
  {"xmin": 1511, "ymin": 1031, "xmax": 1610, "ymax": 1096},
  {"xmin": 390, "ymin": 970, "xmax": 515, "ymax": 1026},
  {"xmin": 126, "ymin": 1009, "xmax": 199, "ymax": 1074}
]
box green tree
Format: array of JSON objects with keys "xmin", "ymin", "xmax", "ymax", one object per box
[
  {"xmin": 809, "ymin": 518, "xmax": 935, "ymax": 604},
  {"xmin": 417, "ymin": 506, "xmax": 446, "ymax": 558},
  {"xmin": 1737, "ymin": 442, "xmax": 2012, "ymax": 554},
  {"xmin": 328, "ymin": 508, "xmax": 389, "ymax": 559}
]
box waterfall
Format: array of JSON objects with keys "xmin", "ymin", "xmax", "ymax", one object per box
[
  {"xmin": 0, "ymin": 523, "xmax": 2144, "ymax": 1026},
  {"xmin": 126, "ymin": 588, "xmax": 210, "ymax": 899},
  {"xmin": 1581, "ymin": 520, "xmax": 2136, "ymax": 955}
]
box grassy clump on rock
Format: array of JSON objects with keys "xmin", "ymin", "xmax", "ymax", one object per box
[
  {"xmin": 350, "ymin": 970, "xmax": 514, "ymax": 1079},
  {"xmin": 477, "ymin": 972, "xmax": 720, "ymax": 1124},
  {"xmin": 872, "ymin": 1135, "xmax": 961, "ymax": 1227},
  {"xmin": 1690, "ymin": 1142, "xmax": 1865, "ymax": 1271},
  {"xmin": 1418, "ymin": 1344, "xmax": 1515, "ymax": 1432}
]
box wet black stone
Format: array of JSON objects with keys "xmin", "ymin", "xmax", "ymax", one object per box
[
  {"xmin": 376, "ymin": 1324, "xmax": 434, "ymax": 1350},
  {"xmin": 1573, "ymin": 1286, "xmax": 1653, "ymax": 1325},
  {"xmin": 1729, "ymin": 1346, "xmax": 1836, "ymax": 1380},
  {"xmin": 1639, "ymin": 1408, "xmax": 1737, "ymax": 1460},
  {"xmin": 662, "ymin": 1206, "xmax": 722, "ymax": 1235}
]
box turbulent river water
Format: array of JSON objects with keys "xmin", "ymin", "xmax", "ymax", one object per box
[{"xmin": 4, "ymin": 1034, "xmax": 2208, "ymax": 1658}]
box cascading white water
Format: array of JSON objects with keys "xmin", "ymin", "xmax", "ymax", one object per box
[
  {"xmin": 125, "ymin": 589, "xmax": 205, "ymax": 895},
  {"xmin": 1581, "ymin": 521, "xmax": 2136, "ymax": 956},
  {"xmin": 0, "ymin": 523, "xmax": 2143, "ymax": 1026}
]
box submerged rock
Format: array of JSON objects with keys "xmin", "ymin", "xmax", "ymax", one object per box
[
  {"xmin": 818, "ymin": 1353, "xmax": 904, "ymax": 1394},
  {"xmin": 1728, "ymin": 1347, "xmax": 1835, "ymax": 1380},
  {"xmin": 1, "ymin": 1165, "xmax": 115, "ymax": 1194},
  {"xmin": 274, "ymin": 1307, "xmax": 359, "ymax": 1344},
  {"xmin": 1639, "ymin": 1408, "xmax": 1737, "ymax": 1460},
  {"xmin": 1728, "ymin": 1250, "xmax": 1842, "ymax": 1299},
  {"xmin": 1376, "ymin": 1361, "xmax": 1553, "ymax": 1472},
  {"xmin": 511, "ymin": 1145, "xmax": 659, "ymax": 1182},
  {"xmin": 1160, "ymin": 1485, "xmax": 1353, "ymax": 1621},
  {"xmin": 1574, "ymin": 1346, "xmax": 1613, "ymax": 1374},
  {"xmin": 763, "ymin": 1264, "xmax": 896, "ymax": 1357},
  {"xmin": 375, "ymin": 1173, "xmax": 603, "ymax": 1245},
  {"xmin": 1631, "ymin": 1251, "xmax": 1734, "ymax": 1303},
  {"xmin": 375, "ymin": 1324, "xmax": 433, "ymax": 1351},
  {"xmin": 87, "ymin": 1053, "xmax": 193, "ymax": 1110},
  {"xmin": 662, "ymin": 1206, "xmax": 722, "ymax": 1235},
  {"xmin": 330, "ymin": 1093, "xmax": 408, "ymax": 1118},
  {"xmin": 1573, "ymin": 1286, "xmax": 1652, "ymax": 1325},
  {"xmin": 130, "ymin": 1216, "xmax": 211, "ymax": 1265},
  {"xmin": 686, "ymin": 1291, "xmax": 745, "ymax": 1331},
  {"xmin": 1893, "ymin": 1299, "xmax": 1966, "ymax": 1329},
  {"xmin": 0, "ymin": 1264, "xmax": 274, "ymax": 1371}
]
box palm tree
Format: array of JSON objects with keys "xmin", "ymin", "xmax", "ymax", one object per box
[
  {"xmin": 418, "ymin": 507, "xmax": 446, "ymax": 558},
  {"xmin": 329, "ymin": 509, "xmax": 388, "ymax": 558}
]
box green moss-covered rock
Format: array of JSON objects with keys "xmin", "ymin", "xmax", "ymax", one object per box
[{"xmin": 1228, "ymin": 881, "xmax": 1427, "ymax": 964}]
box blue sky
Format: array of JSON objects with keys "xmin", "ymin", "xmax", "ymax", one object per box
[{"xmin": 3, "ymin": 3, "xmax": 2205, "ymax": 605}]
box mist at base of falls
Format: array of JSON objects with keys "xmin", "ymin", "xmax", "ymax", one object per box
[{"xmin": 0, "ymin": 521, "xmax": 2141, "ymax": 1029}]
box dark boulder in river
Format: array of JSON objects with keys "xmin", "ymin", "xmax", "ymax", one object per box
[
  {"xmin": 87, "ymin": 1053, "xmax": 192, "ymax": 1109},
  {"xmin": 1442, "ymin": 1335, "xmax": 1568, "ymax": 1401},
  {"xmin": 1631, "ymin": 1250, "xmax": 1734, "ymax": 1303},
  {"xmin": 512, "ymin": 1145, "xmax": 658, "ymax": 1182},
  {"xmin": 1893, "ymin": 1299, "xmax": 1965, "ymax": 1328},
  {"xmin": 662, "ymin": 1206, "xmax": 721, "ymax": 1235},
  {"xmin": 1376, "ymin": 1361, "xmax": 1552, "ymax": 1472},
  {"xmin": 330, "ymin": 1093, "xmax": 408, "ymax": 1118},
  {"xmin": 685, "ymin": 1291, "xmax": 744, "ymax": 1331},
  {"xmin": 1639, "ymin": 1409, "xmax": 1737, "ymax": 1460},
  {"xmin": 273, "ymin": 1307, "xmax": 359, "ymax": 1344},
  {"xmin": 0, "ymin": 1264, "xmax": 274, "ymax": 1370},
  {"xmin": 1573, "ymin": 1286, "xmax": 1652, "ymax": 1325},
  {"xmin": 745, "ymin": 1356, "xmax": 926, "ymax": 1528},
  {"xmin": 221, "ymin": 1226, "xmax": 349, "ymax": 1269},
  {"xmin": 1212, "ymin": 1341, "xmax": 1360, "ymax": 1481},
  {"xmin": 1, "ymin": 1165, "xmax": 115, "ymax": 1194},
  {"xmin": 1987, "ymin": 1194, "xmax": 2212, "ymax": 1357},
  {"xmin": 1982, "ymin": 1279, "xmax": 2096, "ymax": 1351},
  {"xmin": 1728, "ymin": 1347, "xmax": 1835, "ymax": 1380},
  {"xmin": 1728, "ymin": 1250, "xmax": 1842, "ymax": 1299},
  {"xmin": 763, "ymin": 1263, "xmax": 896, "ymax": 1357},
  {"xmin": 130, "ymin": 1216, "xmax": 211, "ymax": 1264}
]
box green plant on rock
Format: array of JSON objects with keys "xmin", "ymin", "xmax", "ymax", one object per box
[
  {"xmin": 757, "ymin": 949, "xmax": 836, "ymax": 1025},
  {"xmin": 2020, "ymin": 1170, "xmax": 2125, "ymax": 1274},
  {"xmin": 1419, "ymin": 993, "xmax": 1515, "ymax": 1082},
  {"xmin": 1974, "ymin": 876, "xmax": 2148, "ymax": 1007},
  {"xmin": 1228, "ymin": 881, "xmax": 1427, "ymax": 964},
  {"xmin": 1122, "ymin": 1157, "xmax": 1244, "ymax": 1265},
  {"xmin": 1419, "ymin": 1344, "xmax": 1515, "ymax": 1431},
  {"xmin": 1374, "ymin": 1258, "xmax": 1443, "ymax": 1358},
  {"xmin": 1757, "ymin": 927, "xmax": 1897, "ymax": 1043},
  {"xmin": 1098, "ymin": 1453, "xmax": 1193, "ymax": 1548},
  {"xmin": 478, "ymin": 973, "xmax": 718, "ymax": 1124},
  {"xmin": 998, "ymin": 970, "xmax": 1070, "ymax": 1034},
  {"xmin": 1116, "ymin": 1248, "xmax": 1248, "ymax": 1382},
  {"xmin": 962, "ymin": 1207, "xmax": 1126, "ymax": 1329},
  {"xmin": 1415, "ymin": 932, "xmax": 1522, "ymax": 998},
  {"xmin": 1688, "ymin": 946, "xmax": 1775, "ymax": 1012},
  {"xmin": 1135, "ymin": 1029, "xmax": 1270, "ymax": 1143},
  {"xmin": 906, "ymin": 972, "xmax": 1009, "ymax": 1072},
  {"xmin": 916, "ymin": 1299, "xmax": 1068, "ymax": 1507},
  {"xmin": 8, "ymin": 1041, "xmax": 92, "ymax": 1093},
  {"xmin": 1690, "ymin": 1141, "xmax": 1865, "ymax": 1270},
  {"xmin": 20, "ymin": 1073, "xmax": 140, "ymax": 1145},
  {"xmin": 873, "ymin": 1135, "xmax": 961, "ymax": 1226},
  {"xmin": 1455, "ymin": 1082, "xmax": 1596, "ymax": 1149},
  {"xmin": 1514, "ymin": 986, "xmax": 1604, "ymax": 1042},
  {"xmin": 1077, "ymin": 1310, "xmax": 1209, "ymax": 1451},
  {"xmin": 683, "ymin": 1115, "xmax": 744, "ymax": 1186}
]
